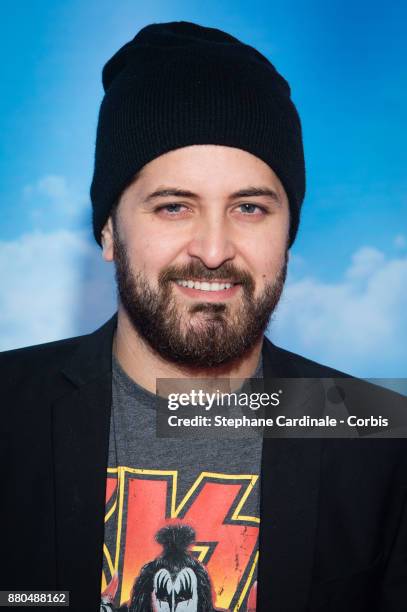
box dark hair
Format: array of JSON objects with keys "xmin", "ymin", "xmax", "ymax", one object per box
[{"xmin": 128, "ymin": 524, "xmax": 215, "ymax": 612}]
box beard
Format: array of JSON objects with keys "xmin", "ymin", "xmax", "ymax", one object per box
[{"xmin": 113, "ymin": 232, "xmax": 287, "ymax": 368}]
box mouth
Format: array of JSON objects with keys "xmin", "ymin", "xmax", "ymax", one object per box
[
  {"xmin": 173, "ymin": 279, "xmax": 241, "ymax": 300},
  {"xmin": 175, "ymin": 279, "xmax": 237, "ymax": 291}
]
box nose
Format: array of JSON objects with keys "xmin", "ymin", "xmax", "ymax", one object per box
[{"xmin": 186, "ymin": 214, "xmax": 236, "ymax": 269}]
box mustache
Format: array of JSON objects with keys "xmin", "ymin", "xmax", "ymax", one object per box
[{"xmin": 158, "ymin": 261, "xmax": 255, "ymax": 290}]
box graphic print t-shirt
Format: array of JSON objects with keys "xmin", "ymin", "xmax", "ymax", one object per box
[{"xmin": 101, "ymin": 357, "xmax": 263, "ymax": 611}]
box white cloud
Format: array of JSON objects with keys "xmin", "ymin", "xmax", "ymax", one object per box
[
  {"xmin": 345, "ymin": 246, "xmax": 385, "ymax": 279},
  {"xmin": 23, "ymin": 174, "xmax": 88, "ymax": 223},
  {"xmin": 0, "ymin": 230, "xmax": 116, "ymax": 351},
  {"xmin": 394, "ymin": 234, "xmax": 406, "ymax": 250},
  {"xmin": 271, "ymin": 246, "xmax": 407, "ymax": 377}
]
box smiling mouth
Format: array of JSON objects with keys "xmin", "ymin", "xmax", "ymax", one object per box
[{"xmin": 174, "ymin": 279, "xmax": 238, "ymax": 292}]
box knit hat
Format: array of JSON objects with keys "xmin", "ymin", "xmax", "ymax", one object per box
[{"xmin": 90, "ymin": 21, "xmax": 305, "ymax": 247}]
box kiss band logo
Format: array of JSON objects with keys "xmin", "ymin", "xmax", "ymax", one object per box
[{"xmin": 101, "ymin": 468, "xmax": 259, "ymax": 611}]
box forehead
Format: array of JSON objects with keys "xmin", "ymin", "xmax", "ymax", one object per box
[{"xmin": 127, "ymin": 145, "xmax": 287, "ymax": 199}]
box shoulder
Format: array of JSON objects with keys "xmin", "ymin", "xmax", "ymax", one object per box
[
  {"xmin": 0, "ymin": 314, "xmax": 117, "ymax": 405},
  {"xmin": 0, "ymin": 315, "xmax": 117, "ymax": 388},
  {"xmin": 263, "ymin": 338, "xmax": 407, "ymax": 459},
  {"xmin": 0, "ymin": 334, "xmax": 87, "ymax": 386},
  {"xmin": 263, "ymin": 336, "xmax": 350, "ymax": 378},
  {"xmin": 0, "ymin": 336, "xmax": 90, "ymax": 416}
]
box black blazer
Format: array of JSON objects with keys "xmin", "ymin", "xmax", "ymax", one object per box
[{"xmin": 1, "ymin": 315, "xmax": 406, "ymax": 611}]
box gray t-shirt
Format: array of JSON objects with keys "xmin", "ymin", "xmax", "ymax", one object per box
[{"xmin": 101, "ymin": 357, "xmax": 263, "ymax": 611}]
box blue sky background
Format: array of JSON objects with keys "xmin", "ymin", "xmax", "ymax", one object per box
[{"xmin": 0, "ymin": 0, "xmax": 406, "ymax": 377}]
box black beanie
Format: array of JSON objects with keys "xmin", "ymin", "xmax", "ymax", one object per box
[{"xmin": 90, "ymin": 21, "xmax": 305, "ymax": 247}]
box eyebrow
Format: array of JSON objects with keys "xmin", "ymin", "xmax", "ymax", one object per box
[
  {"xmin": 143, "ymin": 188, "xmax": 199, "ymax": 202},
  {"xmin": 229, "ymin": 186, "xmax": 280, "ymax": 202},
  {"xmin": 143, "ymin": 185, "xmax": 281, "ymax": 203}
]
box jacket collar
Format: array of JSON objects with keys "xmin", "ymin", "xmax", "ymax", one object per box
[
  {"xmin": 61, "ymin": 314, "xmax": 118, "ymax": 387},
  {"xmin": 54, "ymin": 315, "xmax": 320, "ymax": 611}
]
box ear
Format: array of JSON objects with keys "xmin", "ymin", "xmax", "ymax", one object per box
[{"xmin": 101, "ymin": 217, "xmax": 114, "ymax": 262}]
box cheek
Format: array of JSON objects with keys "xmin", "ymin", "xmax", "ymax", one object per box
[
  {"xmin": 127, "ymin": 227, "xmax": 186, "ymax": 275},
  {"xmin": 240, "ymin": 234, "xmax": 287, "ymax": 282}
]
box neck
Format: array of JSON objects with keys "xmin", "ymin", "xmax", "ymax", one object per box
[{"xmin": 113, "ymin": 306, "xmax": 263, "ymax": 393}]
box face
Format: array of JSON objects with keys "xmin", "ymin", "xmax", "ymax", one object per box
[
  {"xmin": 102, "ymin": 145, "xmax": 290, "ymax": 367},
  {"xmin": 151, "ymin": 568, "xmax": 198, "ymax": 611}
]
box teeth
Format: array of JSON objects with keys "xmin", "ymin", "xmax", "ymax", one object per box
[{"xmin": 176, "ymin": 280, "xmax": 234, "ymax": 291}]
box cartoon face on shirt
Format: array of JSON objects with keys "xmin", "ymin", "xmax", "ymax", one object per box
[{"xmin": 152, "ymin": 568, "xmax": 198, "ymax": 611}]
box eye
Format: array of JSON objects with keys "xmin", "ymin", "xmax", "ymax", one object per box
[
  {"xmin": 155, "ymin": 202, "xmax": 190, "ymax": 217},
  {"xmin": 236, "ymin": 203, "xmax": 267, "ymax": 215}
]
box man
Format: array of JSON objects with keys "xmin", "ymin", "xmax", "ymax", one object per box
[{"xmin": 1, "ymin": 21, "xmax": 406, "ymax": 612}]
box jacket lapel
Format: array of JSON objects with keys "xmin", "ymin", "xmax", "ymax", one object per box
[
  {"xmin": 257, "ymin": 339, "xmax": 322, "ymax": 611},
  {"xmin": 52, "ymin": 316, "xmax": 116, "ymax": 610}
]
